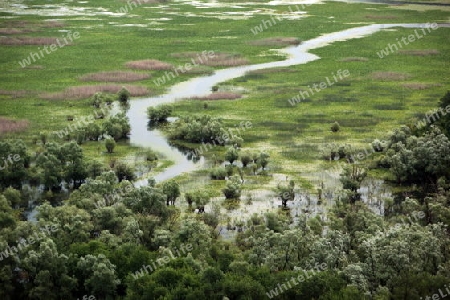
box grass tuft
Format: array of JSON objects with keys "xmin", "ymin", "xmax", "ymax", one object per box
[
  {"xmin": 371, "ymin": 72, "xmax": 411, "ymax": 81},
  {"xmin": 0, "ymin": 117, "xmax": 29, "ymax": 135},
  {"xmin": 41, "ymin": 85, "xmax": 149, "ymax": 100},
  {"xmin": 190, "ymin": 92, "xmax": 242, "ymax": 100},
  {"xmin": 125, "ymin": 59, "xmax": 173, "ymax": 70},
  {"xmin": 79, "ymin": 71, "xmax": 150, "ymax": 82},
  {"xmin": 248, "ymin": 37, "xmax": 301, "ymax": 46}
]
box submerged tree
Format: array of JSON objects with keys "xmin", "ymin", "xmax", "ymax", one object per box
[
  {"xmin": 118, "ymin": 87, "xmax": 130, "ymax": 104},
  {"xmin": 147, "ymin": 104, "xmax": 173, "ymax": 123},
  {"xmin": 162, "ymin": 180, "xmax": 180, "ymax": 206},
  {"xmin": 340, "ymin": 165, "xmax": 366, "ymax": 204},
  {"xmin": 223, "ymin": 176, "xmax": 242, "ymax": 200},
  {"xmin": 276, "ymin": 180, "xmax": 295, "ymax": 208}
]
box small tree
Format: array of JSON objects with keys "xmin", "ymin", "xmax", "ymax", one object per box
[
  {"xmin": 259, "ymin": 152, "xmax": 269, "ymax": 170},
  {"xmin": 210, "ymin": 167, "xmax": 227, "ymax": 180},
  {"xmin": 225, "ymin": 164, "xmax": 234, "ymax": 177},
  {"xmin": 85, "ymin": 123, "xmax": 102, "ymax": 141},
  {"xmin": 118, "ymin": 87, "xmax": 130, "ymax": 104},
  {"xmin": 340, "ymin": 165, "xmax": 367, "ymax": 204},
  {"xmin": 222, "ymin": 176, "xmax": 242, "ymax": 200},
  {"xmin": 240, "ymin": 152, "xmax": 251, "ymax": 168},
  {"xmin": 91, "ymin": 92, "xmax": 104, "ymax": 108},
  {"xmin": 105, "ymin": 138, "xmax": 115, "ymax": 153},
  {"xmin": 145, "ymin": 150, "xmax": 158, "ymax": 162},
  {"xmin": 331, "ymin": 121, "xmax": 340, "ymax": 132},
  {"xmin": 277, "ymin": 180, "xmax": 295, "ymax": 208},
  {"xmin": 225, "ymin": 147, "xmax": 239, "ymax": 165},
  {"xmin": 39, "ymin": 131, "xmax": 47, "ymax": 145},
  {"xmin": 162, "ymin": 180, "xmax": 180, "ymax": 206},
  {"xmin": 147, "ymin": 104, "xmax": 173, "ymax": 123},
  {"xmin": 114, "ymin": 162, "xmax": 136, "ymax": 182},
  {"xmin": 3, "ymin": 187, "xmax": 23, "ymax": 208},
  {"xmin": 185, "ymin": 190, "xmax": 209, "ymax": 212}
]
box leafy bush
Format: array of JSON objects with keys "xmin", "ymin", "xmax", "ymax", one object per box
[
  {"xmin": 114, "ymin": 162, "xmax": 136, "ymax": 182},
  {"xmin": 145, "ymin": 150, "xmax": 158, "ymax": 161},
  {"xmin": 105, "ymin": 138, "xmax": 115, "ymax": 153},
  {"xmin": 240, "ymin": 152, "xmax": 251, "ymax": 167},
  {"xmin": 147, "ymin": 104, "xmax": 173, "ymax": 123},
  {"xmin": 210, "ymin": 167, "xmax": 227, "ymax": 180},
  {"xmin": 118, "ymin": 87, "xmax": 130, "ymax": 104},
  {"xmin": 225, "ymin": 147, "xmax": 239, "ymax": 165},
  {"xmin": 222, "ymin": 176, "xmax": 242, "ymax": 200},
  {"xmin": 331, "ymin": 121, "xmax": 340, "ymax": 132},
  {"xmin": 168, "ymin": 115, "xmax": 243, "ymax": 146},
  {"xmin": 103, "ymin": 113, "xmax": 130, "ymax": 141}
]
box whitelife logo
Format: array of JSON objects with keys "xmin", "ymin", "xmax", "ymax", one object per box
[
  {"xmin": 153, "ymin": 51, "xmax": 215, "ymax": 86},
  {"xmin": 0, "ymin": 225, "xmax": 58, "ymax": 261},
  {"xmin": 288, "ymin": 69, "xmax": 350, "ymax": 106},
  {"xmin": 131, "ymin": 243, "xmax": 193, "ymax": 279},
  {"xmin": 250, "ymin": 4, "xmax": 307, "ymax": 35},
  {"xmin": 0, "ymin": 153, "xmax": 21, "ymax": 171},
  {"xmin": 266, "ymin": 262, "xmax": 328, "ymax": 298},
  {"xmin": 18, "ymin": 31, "xmax": 80, "ymax": 68},
  {"xmin": 376, "ymin": 23, "xmax": 438, "ymax": 58}
]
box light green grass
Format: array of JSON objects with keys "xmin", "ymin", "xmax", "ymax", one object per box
[{"xmin": 0, "ymin": 0, "xmax": 449, "ymax": 188}]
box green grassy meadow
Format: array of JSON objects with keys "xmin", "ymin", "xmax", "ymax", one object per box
[{"xmin": 0, "ymin": 0, "xmax": 449, "ymax": 190}]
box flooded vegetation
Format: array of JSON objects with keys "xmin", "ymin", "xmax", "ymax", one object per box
[{"xmin": 1, "ymin": 0, "xmax": 449, "ymax": 298}]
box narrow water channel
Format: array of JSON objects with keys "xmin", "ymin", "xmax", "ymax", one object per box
[
  {"xmin": 128, "ymin": 23, "xmax": 440, "ymax": 186},
  {"xmin": 26, "ymin": 22, "xmax": 444, "ymax": 222}
]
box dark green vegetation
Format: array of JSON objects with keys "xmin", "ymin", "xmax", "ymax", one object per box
[{"xmin": 1, "ymin": 0, "xmax": 450, "ymax": 299}]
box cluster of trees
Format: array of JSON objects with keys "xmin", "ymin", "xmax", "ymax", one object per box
[
  {"xmin": 208, "ymin": 147, "xmax": 270, "ymax": 200},
  {"xmin": 0, "ymin": 140, "xmax": 30, "ymax": 190},
  {"xmin": 91, "ymin": 88, "xmax": 130, "ymax": 107},
  {"xmin": 54, "ymin": 92, "xmax": 131, "ymax": 145},
  {"xmin": 167, "ymin": 115, "xmax": 243, "ymax": 146},
  {"xmin": 67, "ymin": 112, "xmax": 130, "ymax": 145},
  {"xmin": 210, "ymin": 149, "xmax": 270, "ymax": 180},
  {"xmin": 0, "ymin": 137, "xmax": 146, "ymax": 196},
  {"xmin": 377, "ymin": 125, "xmax": 450, "ymax": 184},
  {"xmin": 1, "ymin": 93, "xmax": 449, "ymax": 299},
  {"xmin": 147, "ymin": 104, "xmax": 173, "ymax": 123},
  {"xmin": 1, "ymin": 173, "xmax": 449, "ymax": 299}
]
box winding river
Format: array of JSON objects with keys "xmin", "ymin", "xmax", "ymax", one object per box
[{"xmin": 129, "ymin": 23, "xmax": 442, "ymax": 186}]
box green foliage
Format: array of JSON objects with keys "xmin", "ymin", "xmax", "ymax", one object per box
[
  {"xmin": 91, "ymin": 92, "xmax": 114, "ymax": 108},
  {"xmin": 331, "ymin": 121, "xmax": 340, "ymax": 132},
  {"xmin": 105, "ymin": 138, "xmax": 116, "ymax": 153},
  {"xmin": 0, "ymin": 195, "xmax": 16, "ymax": 228},
  {"xmin": 147, "ymin": 104, "xmax": 173, "ymax": 123},
  {"xmin": 2, "ymin": 187, "xmax": 23, "ymax": 208},
  {"xmin": 0, "ymin": 139, "xmax": 30, "ymax": 189},
  {"xmin": 103, "ymin": 112, "xmax": 130, "ymax": 141},
  {"xmin": 276, "ymin": 180, "xmax": 295, "ymax": 208},
  {"xmin": 168, "ymin": 115, "xmax": 242, "ymax": 145},
  {"xmin": 222, "ymin": 176, "xmax": 242, "ymax": 200},
  {"xmin": 145, "ymin": 150, "xmax": 158, "ymax": 162},
  {"xmin": 114, "ymin": 162, "xmax": 136, "ymax": 182},
  {"xmin": 162, "ymin": 180, "xmax": 180, "ymax": 206},
  {"xmin": 225, "ymin": 147, "xmax": 239, "ymax": 165},
  {"xmin": 210, "ymin": 167, "xmax": 227, "ymax": 180},
  {"xmin": 118, "ymin": 87, "xmax": 131, "ymax": 104},
  {"xmin": 240, "ymin": 152, "xmax": 252, "ymax": 167},
  {"xmin": 185, "ymin": 190, "xmax": 209, "ymax": 212},
  {"xmin": 383, "ymin": 126, "xmax": 450, "ymax": 184},
  {"xmin": 259, "ymin": 151, "xmax": 270, "ymax": 170},
  {"xmin": 123, "ymin": 186, "xmax": 168, "ymax": 219},
  {"xmin": 437, "ymin": 91, "xmax": 450, "ymax": 136},
  {"xmin": 339, "ymin": 166, "xmax": 366, "ymax": 203}
]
